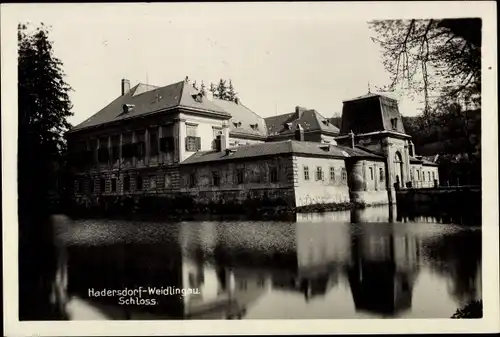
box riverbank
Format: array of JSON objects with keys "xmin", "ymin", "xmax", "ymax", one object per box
[{"xmin": 63, "ymin": 195, "xmax": 371, "ymax": 220}]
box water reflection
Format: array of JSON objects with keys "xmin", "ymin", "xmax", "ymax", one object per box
[{"xmin": 61, "ymin": 206, "xmax": 482, "ymax": 320}]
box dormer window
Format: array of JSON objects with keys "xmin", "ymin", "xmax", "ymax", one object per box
[
  {"xmin": 319, "ymin": 144, "xmax": 330, "ymax": 151},
  {"xmin": 390, "ymin": 118, "xmax": 398, "ymax": 129},
  {"xmin": 122, "ymin": 104, "xmax": 135, "ymax": 114},
  {"xmin": 193, "ymin": 93, "xmax": 203, "ymax": 103},
  {"xmin": 322, "ymin": 120, "xmax": 330, "ymax": 125},
  {"xmin": 250, "ymin": 123, "xmax": 259, "ymax": 130},
  {"xmin": 284, "ymin": 122, "xmax": 292, "ymax": 130},
  {"xmin": 233, "ymin": 121, "xmax": 242, "ymax": 128}
]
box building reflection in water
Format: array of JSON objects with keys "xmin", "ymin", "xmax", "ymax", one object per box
[
  {"xmin": 346, "ymin": 207, "xmax": 420, "ymax": 316},
  {"xmin": 64, "ymin": 205, "xmax": 481, "ymax": 320}
]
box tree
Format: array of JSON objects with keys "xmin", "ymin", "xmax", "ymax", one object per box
[
  {"xmin": 227, "ymin": 79, "xmax": 238, "ymax": 101},
  {"xmin": 18, "ymin": 22, "xmax": 73, "ymax": 319},
  {"xmin": 200, "ymin": 80, "xmax": 206, "ymax": 96},
  {"xmin": 369, "ymin": 19, "xmax": 481, "ymax": 113},
  {"xmin": 192, "ymin": 80, "xmax": 199, "ymax": 91},
  {"xmin": 216, "ymin": 78, "xmax": 228, "ymax": 100},
  {"xmin": 209, "ymin": 82, "xmax": 217, "ymax": 97}
]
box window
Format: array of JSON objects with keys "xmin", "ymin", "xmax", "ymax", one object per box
[
  {"xmin": 185, "ymin": 136, "xmax": 201, "ymax": 152},
  {"xmin": 122, "ymin": 142, "xmax": 134, "ymax": 158},
  {"xmin": 212, "ymin": 171, "xmax": 220, "ymax": 186},
  {"xmin": 111, "ymin": 178, "xmax": 117, "ymax": 192},
  {"xmin": 432, "ymin": 171, "xmax": 435, "ymax": 181},
  {"xmin": 189, "ymin": 173, "xmax": 197, "ymax": 188},
  {"xmin": 111, "ymin": 145, "xmax": 120, "ymax": 161},
  {"xmin": 330, "ymin": 167, "xmax": 336, "ymax": 181},
  {"xmin": 110, "ymin": 136, "xmax": 120, "ymax": 162},
  {"xmin": 341, "ymin": 168, "xmax": 347, "ymax": 182},
  {"xmin": 136, "ymin": 175, "xmax": 143, "ymax": 190},
  {"xmin": 150, "ymin": 130, "xmax": 159, "ymax": 156},
  {"xmin": 123, "ymin": 176, "xmax": 130, "ymax": 191},
  {"xmin": 316, "ymin": 167, "xmax": 323, "ymax": 181},
  {"xmin": 391, "ymin": 118, "xmax": 398, "ymax": 129},
  {"xmin": 379, "ymin": 168, "xmax": 385, "ymax": 182},
  {"xmin": 165, "ymin": 174, "xmax": 172, "ymax": 188},
  {"xmin": 304, "ymin": 166, "xmax": 309, "ymax": 181},
  {"xmin": 99, "ymin": 178, "xmax": 106, "ymax": 193},
  {"xmin": 423, "ymin": 172, "xmax": 426, "ymax": 181},
  {"xmin": 428, "ymin": 172, "xmax": 431, "ymax": 182},
  {"xmin": 212, "ymin": 127, "xmax": 223, "ymax": 150},
  {"xmin": 236, "ymin": 168, "xmax": 244, "ymax": 184},
  {"xmin": 270, "ymin": 167, "xmax": 279, "ymax": 183},
  {"xmin": 239, "ymin": 280, "xmax": 248, "ymax": 290},
  {"xmin": 149, "ymin": 175, "xmax": 157, "ymax": 189},
  {"xmin": 90, "ymin": 179, "xmax": 95, "ymax": 193},
  {"xmin": 98, "ymin": 147, "xmax": 109, "ymax": 163},
  {"xmin": 369, "ymin": 167, "xmax": 374, "ymax": 180},
  {"xmin": 134, "ymin": 142, "xmax": 146, "ymax": 159}
]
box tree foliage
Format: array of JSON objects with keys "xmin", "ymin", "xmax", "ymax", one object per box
[
  {"xmin": 18, "ymin": 22, "xmax": 73, "ymax": 319},
  {"xmin": 369, "ymin": 19, "xmax": 481, "ymax": 113},
  {"xmin": 402, "ymin": 103, "xmax": 481, "ymax": 185},
  {"xmin": 19, "ymin": 23, "xmax": 73, "ymax": 155},
  {"xmin": 192, "ymin": 78, "xmax": 239, "ymax": 102},
  {"xmin": 216, "ymin": 78, "xmax": 228, "ymax": 100}
]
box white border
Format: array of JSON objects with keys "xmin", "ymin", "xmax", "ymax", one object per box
[{"xmin": 2, "ymin": 2, "xmax": 499, "ymax": 335}]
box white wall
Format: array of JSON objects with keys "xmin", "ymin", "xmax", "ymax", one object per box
[
  {"xmin": 179, "ymin": 112, "xmax": 230, "ymax": 162},
  {"xmin": 293, "ymin": 155, "xmax": 350, "ymax": 206}
]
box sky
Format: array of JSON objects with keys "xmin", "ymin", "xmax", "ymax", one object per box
[{"xmin": 13, "ymin": 3, "xmax": 435, "ymax": 126}]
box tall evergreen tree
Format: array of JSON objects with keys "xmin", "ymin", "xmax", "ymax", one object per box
[
  {"xmin": 192, "ymin": 80, "xmax": 198, "ymax": 90},
  {"xmin": 200, "ymin": 80, "xmax": 206, "ymax": 95},
  {"xmin": 227, "ymin": 79, "xmax": 238, "ymax": 101},
  {"xmin": 209, "ymin": 82, "xmax": 217, "ymax": 98},
  {"xmin": 18, "ymin": 22, "xmax": 73, "ymax": 320},
  {"xmin": 216, "ymin": 78, "xmax": 228, "ymax": 100}
]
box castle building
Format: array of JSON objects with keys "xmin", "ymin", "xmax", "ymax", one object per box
[{"xmin": 66, "ymin": 78, "xmax": 439, "ymax": 209}]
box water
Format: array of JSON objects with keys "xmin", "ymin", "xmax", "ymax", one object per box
[{"xmin": 57, "ymin": 206, "xmax": 482, "ymax": 320}]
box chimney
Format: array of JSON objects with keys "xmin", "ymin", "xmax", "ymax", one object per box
[
  {"xmin": 348, "ymin": 130, "xmax": 355, "ymax": 149},
  {"xmin": 295, "ymin": 106, "xmax": 306, "ymax": 120},
  {"xmin": 409, "ymin": 140, "xmax": 415, "ymax": 157},
  {"xmin": 295, "ymin": 123, "xmax": 304, "ymax": 141},
  {"xmin": 216, "ymin": 134, "xmax": 227, "ymax": 152},
  {"xmin": 205, "ymin": 90, "xmax": 213, "ymax": 101},
  {"xmin": 121, "ymin": 79, "xmax": 131, "ymax": 96}
]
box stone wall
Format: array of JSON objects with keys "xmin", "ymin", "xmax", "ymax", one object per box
[{"xmin": 180, "ymin": 155, "xmax": 296, "ymax": 208}]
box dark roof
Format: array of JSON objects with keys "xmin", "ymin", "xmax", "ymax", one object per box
[
  {"xmin": 181, "ymin": 140, "xmax": 383, "ymax": 165},
  {"xmin": 212, "ymin": 98, "xmax": 267, "ymax": 139},
  {"xmin": 70, "ymin": 81, "xmax": 230, "ymax": 132},
  {"xmin": 340, "ymin": 93, "xmax": 406, "ymax": 135},
  {"xmin": 265, "ymin": 108, "xmax": 339, "ymax": 137},
  {"xmin": 342, "ymin": 92, "xmax": 398, "ymax": 103},
  {"xmin": 410, "ymin": 156, "xmax": 439, "ymax": 166}
]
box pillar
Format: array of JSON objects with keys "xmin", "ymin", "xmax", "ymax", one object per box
[
  {"xmin": 362, "ymin": 161, "xmax": 367, "ymax": 191},
  {"xmin": 145, "ymin": 128, "xmax": 150, "ymax": 166},
  {"xmin": 178, "ymin": 119, "xmax": 186, "ymax": 163},
  {"xmin": 158, "ymin": 125, "xmax": 163, "ymax": 165},
  {"xmin": 131, "ymin": 130, "xmax": 136, "ymax": 167}
]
